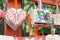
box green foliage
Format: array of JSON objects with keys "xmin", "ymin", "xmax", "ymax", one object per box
[
  {"xmin": 0, "ymin": 18, "xmax": 4, "ymax": 35},
  {"xmin": 22, "ymin": 0, "xmax": 37, "ymax": 36},
  {"xmin": 40, "ymin": 26, "xmax": 50, "ymax": 35},
  {"xmin": 39, "ymin": 26, "xmax": 59, "ymax": 35},
  {"xmin": 53, "ymin": 25, "xmax": 59, "ymax": 34},
  {"xmin": 43, "ymin": 4, "xmax": 56, "ymax": 14}
]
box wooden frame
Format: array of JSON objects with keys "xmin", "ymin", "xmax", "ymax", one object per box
[{"xmin": 32, "ymin": 0, "xmax": 60, "ymax": 6}]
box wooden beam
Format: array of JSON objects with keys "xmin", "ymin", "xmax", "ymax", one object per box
[{"xmin": 32, "ymin": 0, "xmax": 60, "ymax": 6}]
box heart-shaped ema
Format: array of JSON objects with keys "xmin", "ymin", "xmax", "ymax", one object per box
[{"xmin": 5, "ymin": 8, "xmax": 26, "ymax": 30}]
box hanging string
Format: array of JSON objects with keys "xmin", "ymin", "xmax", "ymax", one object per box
[
  {"xmin": 38, "ymin": 0, "xmax": 42, "ymax": 9},
  {"xmin": 38, "ymin": 0, "xmax": 44, "ymax": 36},
  {"xmin": 56, "ymin": 0, "xmax": 59, "ymax": 14},
  {"xmin": 14, "ymin": 0, "xmax": 18, "ymax": 22}
]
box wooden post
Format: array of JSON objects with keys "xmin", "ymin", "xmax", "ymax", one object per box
[
  {"xmin": 14, "ymin": 0, "xmax": 18, "ymax": 9},
  {"xmin": 4, "ymin": 18, "xmax": 6, "ymax": 35},
  {"xmin": 34, "ymin": 27, "xmax": 39, "ymax": 37},
  {"xmin": 51, "ymin": 15, "xmax": 54, "ymax": 34},
  {"xmin": 27, "ymin": 14, "xmax": 31, "ymax": 37}
]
